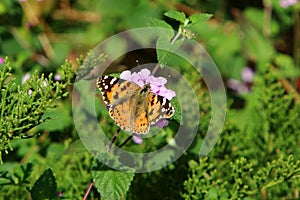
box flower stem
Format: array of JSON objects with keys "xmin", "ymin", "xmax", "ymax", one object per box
[
  {"xmin": 106, "ymin": 128, "xmax": 121, "ymax": 152},
  {"xmin": 82, "ymin": 181, "xmax": 94, "ymax": 200}
]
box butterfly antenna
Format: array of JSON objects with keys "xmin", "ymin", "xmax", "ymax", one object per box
[
  {"xmin": 119, "ymin": 134, "xmax": 134, "ymax": 148},
  {"xmin": 106, "ymin": 128, "xmax": 121, "ymax": 152}
]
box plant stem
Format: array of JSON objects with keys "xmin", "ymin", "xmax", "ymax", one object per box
[
  {"xmin": 82, "ymin": 181, "xmax": 94, "ymax": 200},
  {"xmin": 106, "ymin": 128, "xmax": 121, "ymax": 152},
  {"xmin": 263, "ymin": 0, "xmax": 272, "ymax": 37}
]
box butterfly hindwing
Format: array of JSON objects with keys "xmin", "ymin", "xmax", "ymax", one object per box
[
  {"xmin": 147, "ymin": 92, "xmax": 174, "ymax": 125},
  {"xmin": 109, "ymin": 100, "xmax": 132, "ymax": 132}
]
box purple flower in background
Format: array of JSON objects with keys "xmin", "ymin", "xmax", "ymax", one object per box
[
  {"xmin": 132, "ymin": 135, "xmax": 143, "ymax": 144},
  {"xmin": 227, "ymin": 67, "xmax": 254, "ymax": 94},
  {"xmin": 155, "ymin": 118, "xmax": 169, "ymax": 128},
  {"xmin": 120, "ymin": 69, "xmax": 176, "ymax": 100},
  {"xmin": 279, "ymin": 0, "xmax": 298, "ymax": 8},
  {"xmin": 0, "ymin": 57, "xmax": 4, "ymax": 64},
  {"xmin": 57, "ymin": 192, "xmax": 63, "ymax": 197},
  {"xmin": 54, "ymin": 74, "xmax": 62, "ymax": 81},
  {"xmin": 241, "ymin": 67, "xmax": 254, "ymax": 83}
]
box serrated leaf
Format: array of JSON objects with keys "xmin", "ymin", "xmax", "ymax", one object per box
[
  {"xmin": 164, "ymin": 10, "xmax": 186, "ymax": 23},
  {"xmin": 92, "ymin": 162, "xmax": 135, "ymax": 200},
  {"xmin": 188, "ymin": 13, "xmax": 213, "ymax": 24},
  {"xmin": 145, "ymin": 17, "xmax": 174, "ymax": 40},
  {"xmin": 30, "ymin": 169, "xmax": 57, "ymax": 200}
]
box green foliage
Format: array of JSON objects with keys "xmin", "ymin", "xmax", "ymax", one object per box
[
  {"xmin": 0, "ymin": 58, "xmax": 74, "ymax": 163},
  {"xmin": 182, "ymin": 66, "xmax": 300, "ymax": 199},
  {"xmin": 182, "ymin": 155, "xmax": 300, "ymax": 199}
]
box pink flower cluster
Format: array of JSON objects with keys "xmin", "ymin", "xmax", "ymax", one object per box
[
  {"xmin": 279, "ymin": 0, "xmax": 298, "ymax": 8},
  {"xmin": 120, "ymin": 69, "xmax": 176, "ymax": 100}
]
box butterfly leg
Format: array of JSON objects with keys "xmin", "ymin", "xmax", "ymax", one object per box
[{"xmin": 106, "ymin": 128, "xmax": 121, "ymax": 152}]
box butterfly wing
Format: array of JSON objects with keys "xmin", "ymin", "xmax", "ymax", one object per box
[
  {"xmin": 108, "ymin": 99, "xmax": 132, "ymax": 132},
  {"xmin": 97, "ymin": 76, "xmax": 140, "ymax": 105},
  {"xmin": 97, "ymin": 75, "xmax": 142, "ymax": 132},
  {"xmin": 147, "ymin": 92, "xmax": 175, "ymax": 125}
]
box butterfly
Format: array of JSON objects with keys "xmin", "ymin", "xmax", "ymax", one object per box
[{"xmin": 97, "ymin": 75, "xmax": 175, "ymax": 134}]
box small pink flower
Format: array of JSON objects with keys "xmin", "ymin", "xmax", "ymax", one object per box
[
  {"xmin": 279, "ymin": 0, "xmax": 298, "ymax": 8},
  {"xmin": 54, "ymin": 74, "xmax": 62, "ymax": 81},
  {"xmin": 57, "ymin": 191, "xmax": 63, "ymax": 197},
  {"xmin": 154, "ymin": 119, "xmax": 169, "ymax": 128},
  {"xmin": 42, "ymin": 80, "xmax": 47, "ymax": 87},
  {"xmin": 22, "ymin": 73, "xmax": 31, "ymax": 84},
  {"xmin": 226, "ymin": 67, "xmax": 254, "ymax": 94},
  {"xmin": 28, "ymin": 89, "xmax": 33, "ymax": 96},
  {"xmin": 0, "ymin": 57, "xmax": 4, "ymax": 64},
  {"xmin": 241, "ymin": 67, "xmax": 254, "ymax": 83},
  {"xmin": 132, "ymin": 135, "xmax": 143, "ymax": 144}
]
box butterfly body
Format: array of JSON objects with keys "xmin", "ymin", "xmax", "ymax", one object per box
[{"xmin": 97, "ymin": 75, "xmax": 174, "ymax": 134}]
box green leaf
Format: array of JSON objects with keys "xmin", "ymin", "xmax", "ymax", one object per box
[
  {"xmin": 92, "ymin": 161, "xmax": 135, "ymax": 200},
  {"xmin": 145, "ymin": 17, "xmax": 174, "ymax": 40},
  {"xmin": 164, "ymin": 10, "xmax": 186, "ymax": 23},
  {"xmin": 188, "ymin": 13, "xmax": 213, "ymax": 24},
  {"xmin": 30, "ymin": 169, "xmax": 57, "ymax": 200},
  {"xmin": 171, "ymin": 97, "xmax": 182, "ymax": 124}
]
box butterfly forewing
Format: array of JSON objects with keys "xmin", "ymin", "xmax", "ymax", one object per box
[{"xmin": 97, "ymin": 76, "xmax": 140, "ymax": 105}]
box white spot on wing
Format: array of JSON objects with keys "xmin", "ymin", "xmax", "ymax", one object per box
[
  {"xmin": 110, "ymin": 77, "xmax": 117, "ymax": 85},
  {"xmin": 162, "ymin": 98, "xmax": 166, "ymax": 105}
]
